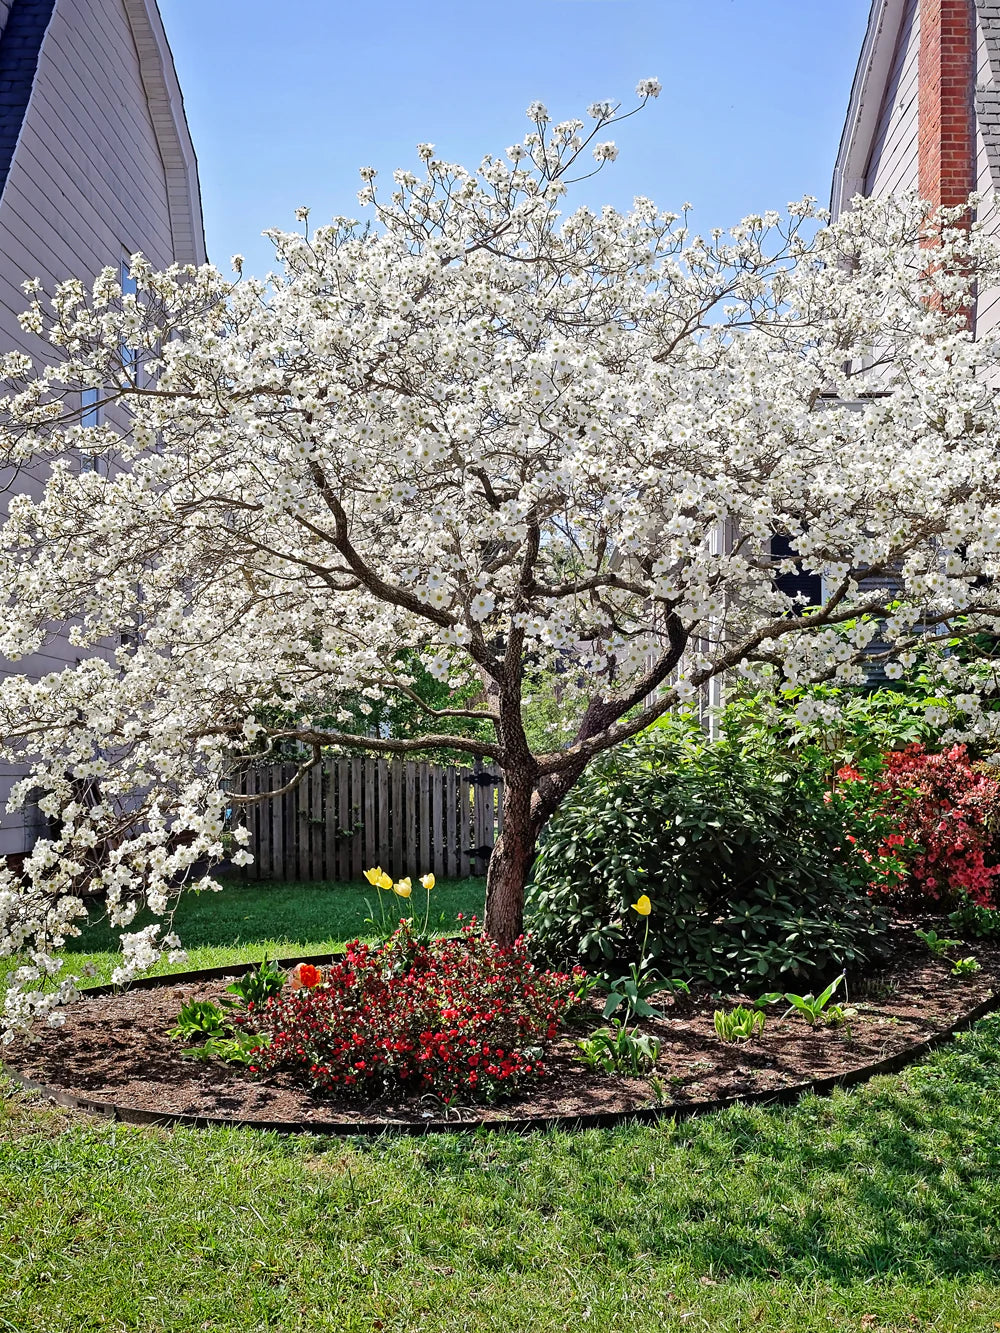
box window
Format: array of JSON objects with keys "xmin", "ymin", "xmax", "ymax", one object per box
[
  {"xmin": 770, "ymin": 533, "xmax": 823, "ymax": 609},
  {"xmin": 80, "ymin": 386, "xmax": 100, "ymax": 473},
  {"xmin": 120, "ymin": 256, "xmax": 139, "ymax": 380},
  {"xmin": 81, "ymin": 386, "xmax": 99, "ymax": 427}
]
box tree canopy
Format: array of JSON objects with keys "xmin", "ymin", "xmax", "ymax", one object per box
[{"xmin": 3, "ymin": 85, "xmax": 1000, "ymax": 1029}]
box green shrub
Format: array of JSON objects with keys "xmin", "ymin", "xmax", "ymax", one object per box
[
  {"xmin": 949, "ymin": 894, "xmax": 1000, "ymax": 939},
  {"xmin": 526, "ymin": 719, "xmax": 889, "ymax": 987}
]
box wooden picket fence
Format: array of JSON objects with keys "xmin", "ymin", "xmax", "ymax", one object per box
[{"xmin": 230, "ymin": 758, "xmax": 503, "ymax": 882}]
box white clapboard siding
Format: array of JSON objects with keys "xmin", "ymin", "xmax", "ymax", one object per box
[
  {"xmin": 975, "ymin": 3, "xmax": 1000, "ymax": 355},
  {"xmin": 864, "ymin": 0, "xmax": 920, "ymax": 198},
  {"xmin": 0, "ymin": 0, "xmax": 205, "ymax": 855}
]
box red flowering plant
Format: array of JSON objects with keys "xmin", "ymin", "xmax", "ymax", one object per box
[
  {"xmin": 236, "ymin": 919, "xmax": 582, "ymax": 1105},
  {"xmin": 828, "ymin": 761, "xmax": 912, "ymax": 898},
  {"xmin": 835, "ymin": 744, "xmax": 1000, "ymax": 908}
]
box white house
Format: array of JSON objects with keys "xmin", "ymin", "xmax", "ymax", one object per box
[{"xmin": 0, "ymin": 0, "xmax": 205, "ymax": 856}]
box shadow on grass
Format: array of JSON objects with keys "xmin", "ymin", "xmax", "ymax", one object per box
[
  {"xmin": 64, "ymin": 876, "xmax": 486, "ymax": 954},
  {"xmin": 375, "ymin": 1017, "xmax": 1000, "ymax": 1285}
]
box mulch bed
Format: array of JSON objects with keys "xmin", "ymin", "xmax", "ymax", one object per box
[{"xmin": 6, "ymin": 927, "xmax": 1000, "ymax": 1129}]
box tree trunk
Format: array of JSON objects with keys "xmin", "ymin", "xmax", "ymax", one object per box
[{"xmin": 484, "ymin": 773, "xmax": 536, "ymax": 945}]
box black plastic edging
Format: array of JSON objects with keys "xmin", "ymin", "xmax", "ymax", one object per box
[
  {"xmin": 5, "ymin": 972, "xmax": 999, "ymax": 1139},
  {"xmin": 74, "ymin": 949, "xmax": 354, "ymax": 998}
]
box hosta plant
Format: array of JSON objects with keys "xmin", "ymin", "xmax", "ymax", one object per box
[
  {"xmin": 951, "ymin": 956, "xmax": 982, "ymax": 977},
  {"xmin": 168, "ymin": 999, "xmax": 227, "ymax": 1042},
  {"xmin": 756, "ymin": 975, "xmax": 847, "ymax": 1026},
  {"xmin": 913, "ymin": 928, "xmax": 961, "ymax": 959}
]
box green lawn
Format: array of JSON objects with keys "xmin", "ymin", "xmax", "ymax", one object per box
[
  {"xmin": 1, "ymin": 880, "xmax": 999, "ymax": 1331},
  {"xmin": 0, "ymin": 875, "xmax": 487, "ymax": 991}
]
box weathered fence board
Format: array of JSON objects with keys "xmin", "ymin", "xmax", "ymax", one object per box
[{"xmin": 232, "ymin": 758, "xmax": 502, "ymax": 882}]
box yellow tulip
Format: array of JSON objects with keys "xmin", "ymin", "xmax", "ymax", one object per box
[
  {"xmin": 377, "ymin": 870, "xmax": 393, "ymax": 890},
  {"xmin": 631, "ymin": 894, "xmax": 652, "ymax": 916},
  {"xmin": 364, "ymin": 866, "xmax": 385, "ymax": 887},
  {"xmin": 393, "ymin": 877, "xmax": 413, "ymax": 899},
  {"xmin": 420, "ymin": 873, "xmax": 435, "ymax": 891}
]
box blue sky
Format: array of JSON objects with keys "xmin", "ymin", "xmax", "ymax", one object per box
[{"xmin": 158, "ymin": 0, "xmax": 874, "ymax": 278}]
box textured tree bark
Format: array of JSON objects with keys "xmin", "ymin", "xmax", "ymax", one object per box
[
  {"xmin": 483, "ymin": 771, "xmax": 536, "ymax": 945},
  {"xmin": 481, "ymin": 616, "xmax": 688, "ymax": 944}
]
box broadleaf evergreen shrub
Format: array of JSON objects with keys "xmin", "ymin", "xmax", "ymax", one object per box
[{"xmin": 526, "ymin": 717, "xmax": 890, "ymax": 986}]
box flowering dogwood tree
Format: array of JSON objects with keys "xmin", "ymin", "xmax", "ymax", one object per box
[{"xmin": 3, "ymin": 82, "xmax": 1000, "ymax": 1030}]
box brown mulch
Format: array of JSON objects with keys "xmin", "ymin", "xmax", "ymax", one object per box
[{"xmin": 5, "ymin": 931, "xmax": 1000, "ymax": 1128}]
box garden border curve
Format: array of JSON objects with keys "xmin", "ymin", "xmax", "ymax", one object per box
[{"xmin": 5, "ymin": 954, "xmax": 999, "ymax": 1138}]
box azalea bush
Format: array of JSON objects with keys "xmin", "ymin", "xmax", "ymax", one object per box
[
  {"xmin": 526, "ymin": 718, "xmax": 890, "ymax": 986},
  {"xmin": 239, "ymin": 920, "xmax": 581, "ymax": 1104},
  {"xmin": 835, "ymin": 744, "xmax": 1000, "ymax": 908}
]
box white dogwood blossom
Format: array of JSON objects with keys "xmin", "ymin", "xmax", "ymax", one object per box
[{"xmin": 1, "ymin": 85, "xmax": 1000, "ymax": 1029}]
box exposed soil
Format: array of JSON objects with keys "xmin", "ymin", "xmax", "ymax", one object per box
[{"xmin": 6, "ymin": 925, "xmax": 1000, "ymax": 1128}]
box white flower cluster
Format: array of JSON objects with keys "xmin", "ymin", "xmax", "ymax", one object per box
[{"xmin": 0, "ymin": 92, "xmax": 999, "ymax": 1024}]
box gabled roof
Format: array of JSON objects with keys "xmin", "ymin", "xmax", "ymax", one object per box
[
  {"xmin": 831, "ymin": 0, "xmax": 909, "ymax": 218},
  {"xmin": 0, "ymin": 0, "xmax": 206, "ymax": 265},
  {"xmin": 122, "ymin": 0, "xmax": 207, "ymax": 266}
]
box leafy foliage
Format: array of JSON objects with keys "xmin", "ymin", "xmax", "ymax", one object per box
[
  {"xmin": 757, "ymin": 975, "xmax": 847, "ymax": 1026},
  {"xmin": 836, "ymin": 745, "xmax": 1000, "ymax": 908},
  {"xmin": 221, "ymin": 959, "xmax": 284, "ymax": 1009},
  {"xmin": 727, "ymin": 689, "xmax": 1000, "ymax": 909},
  {"xmin": 914, "ymin": 928, "xmax": 961, "ymax": 958},
  {"xmin": 949, "ymin": 895, "xmax": 1000, "ymax": 939},
  {"xmin": 243, "ymin": 919, "xmax": 580, "ymax": 1104},
  {"xmin": 722, "ymin": 680, "xmax": 955, "ymax": 772},
  {"xmin": 526, "ymin": 719, "xmax": 889, "ymax": 986},
  {"xmin": 601, "ymin": 970, "xmax": 689, "ymax": 1022},
  {"xmin": 167, "ymin": 999, "xmax": 227, "ymax": 1041},
  {"xmin": 181, "ymin": 1032, "xmax": 266, "ymax": 1065},
  {"xmin": 952, "ymin": 955, "xmax": 982, "ymax": 977},
  {"xmin": 576, "ymin": 1020, "xmax": 661, "ymax": 1074},
  {"xmin": 713, "ymin": 1005, "xmax": 766, "ymax": 1042}
]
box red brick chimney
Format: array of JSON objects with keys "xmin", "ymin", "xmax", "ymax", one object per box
[{"xmin": 918, "ymin": 0, "xmax": 976, "ymax": 208}]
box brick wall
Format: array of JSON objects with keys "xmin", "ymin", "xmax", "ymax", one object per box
[{"xmin": 919, "ymin": 0, "xmax": 977, "ymax": 205}]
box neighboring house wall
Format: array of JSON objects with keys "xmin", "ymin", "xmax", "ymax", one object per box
[
  {"xmin": 865, "ymin": 0, "xmax": 921, "ymax": 196},
  {"xmin": 0, "ymin": 0, "xmax": 204, "ymax": 855},
  {"xmin": 974, "ymin": 4, "xmax": 1000, "ymax": 344},
  {"xmin": 834, "ymin": 2, "xmax": 1000, "ymax": 341}
]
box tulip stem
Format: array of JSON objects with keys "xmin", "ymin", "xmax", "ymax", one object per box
[{"xmin": 639, "ymin": 915, "xmax": 650, "ymax": 972}]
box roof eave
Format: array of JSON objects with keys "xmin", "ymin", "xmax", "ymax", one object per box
[
  {"xmin": 831, "ymin": 0, "xmax": 909, "ymax": 218},
  {"xmin": 123, "ymin": 0, "xmax": 207, "ymax": 266}
]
